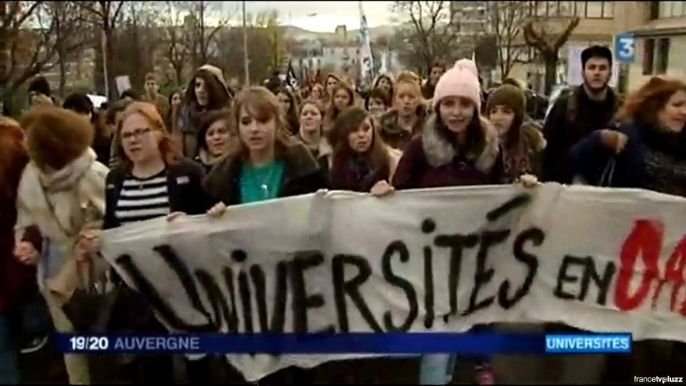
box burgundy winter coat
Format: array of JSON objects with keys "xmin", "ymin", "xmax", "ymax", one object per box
[{"xmin": 392, "ymin": 115, "xmax": 503, "ymax": 189}]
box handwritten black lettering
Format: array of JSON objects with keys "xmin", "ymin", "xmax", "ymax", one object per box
[
  {"xmin": 463, "ymin": 230, "xmax": 510, "ymax": 316},
  {"xmin": 290, "ymin": 251, "xmax": 334, "ymax": 334},
  {"xmin": 238, "ymin": 270, "xmax": 254, "ymax": 333},
  {"xmin": 195, "ymin": 269, "xmax": 236, "ymax": 332},
  {"xmin": 498, "ymin": 227, "xmax": 543, "ymax": 309},
  {"xmin": 578, "ymin": 257, "xmax": 616, "ymax": 306},
  {"xmin": 332, "ymin": 254, "xmax": 383, "ymax": 333},
  {"xmin": 115, "ymin": 254, "xmax": 213, "ymax": 332},
  {"xmin": 434, "ymin": 233, "xmax": 479, "ymax": 322},
  {"xmin": 555, "ymin": 255, "xmax": 586, "ymax": 300},
  {"xmin": 381, "ymin": 241, "xmax": 418, "ymax": 331}
]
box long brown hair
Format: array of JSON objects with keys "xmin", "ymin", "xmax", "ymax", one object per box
[
  {"xmin": 616, "ymin": 76, "xmax": 686, "ymax": 127},
  {"xmin": 434, "ymin": 98, "xmax": 487, "ymax": 159},
  {"xmin": 0, "ymin": 117, "xmax": 28, "ymax": 200},
  {"xmin": 184, "ymin": 69, "xmax": 232, "ymax": 111},
  {"xmin": 229, "ymin": 86, "xmax": 290, "ymax": 160},
  {"xmin": 329, "ymin": 107, "xmax": 389, "ymax": 171},
  {"xmin": 324, "ymin": 73, "xmax": 345, "ymax": 99},
  {"xmin": 275, "ymin": 86, "xmax": 300, "ymax": 135},
  {"xmin": 325, "ymin": 82, "xmax": 356, "ymax": 124},
  {"xmin": 117, "ymin": 102, "xmax": 181, "ymax": 170}
]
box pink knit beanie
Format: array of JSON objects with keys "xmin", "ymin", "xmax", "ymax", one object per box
[{"xmin": 432, "ymin": 59, "xmax": 481, "ymax": 111}]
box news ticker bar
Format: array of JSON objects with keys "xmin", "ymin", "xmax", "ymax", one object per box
[{"xmin": 57, "ymin": 333, "xmax": 632, "ymax": 355}]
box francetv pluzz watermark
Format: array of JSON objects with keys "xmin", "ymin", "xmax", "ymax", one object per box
[{"xmin": 633, "ymin": 375, "xmax": 684, "ymax": 384}]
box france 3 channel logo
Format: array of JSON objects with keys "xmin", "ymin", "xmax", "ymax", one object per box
[{"xmin": 545, "ymin": 333, "xmax": 631, "ymax": 354}]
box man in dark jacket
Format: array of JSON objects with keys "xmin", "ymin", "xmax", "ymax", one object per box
[{"xmin": 541, "ymin": 45, "xmax": 621, "ymax": 184}]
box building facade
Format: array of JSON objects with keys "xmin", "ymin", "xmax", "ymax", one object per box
[
  {"xmin": 626, "ymin": 1, "xmax": 686, "ymax": 91},
  {"xmin": 498, "ymin": 1, "xmax": 649, "ymax": 94}
]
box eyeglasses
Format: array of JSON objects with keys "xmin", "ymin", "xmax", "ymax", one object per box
[{"xmin": 121, "ymin": 127, "xmax": 152, "ymax": 140}]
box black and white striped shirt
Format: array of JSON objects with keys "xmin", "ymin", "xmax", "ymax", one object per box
[{"xmin": 115, "ymin": 170, "xmax": 170, "ymax": 226}]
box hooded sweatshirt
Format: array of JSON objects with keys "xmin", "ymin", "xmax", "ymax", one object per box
[{"xmin": 177, "ymin": 65, "xmax": 233, "ymax": 158}]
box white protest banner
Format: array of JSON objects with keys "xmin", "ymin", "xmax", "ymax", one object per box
[{"xmin": 100, "ymin": 184, "xmax": 686, "ymax": 381}]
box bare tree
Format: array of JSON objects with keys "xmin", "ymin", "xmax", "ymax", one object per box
[
  {"xmin": 115, "ymin": 2, "xmax": 161, "ymax": 90},
  {"xmin": 0, "ymin": 1, "xmax": 87, "ymax": 100},
  {"xmin": 391, "ymin": 1, "xmax": 456, "ymax": 76},
  {"xmin": 184, "ymin": 1, "xmax": 230, "ymax": 69},
  {"xmin": 216, "ymin": 10, "xmax": 285, "ymax": 85},
  {"xmin": 52, "ymin": 2, "xmax": 91, "ymax": 96},
  {"xmin": 487, "ymin": 1, "xmax": 530, "ymax": 80},
  {"xmin": 161, "ymin": 1, "xmax": 189, "ymax": 86},
  {"xmin": 523, "ymin": 2, "xmax": 580, "ymax": 94},
  {"xmin": 78, "ymin": 0, "xmax": 126, "ymax": 99}
]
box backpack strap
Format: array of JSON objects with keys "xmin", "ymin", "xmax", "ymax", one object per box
[{"xmin": 565, "ymin": 87, "xmax": 579, "ymax": 128}]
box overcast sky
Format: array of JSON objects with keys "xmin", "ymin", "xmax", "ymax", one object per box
[{"xmin": 220, "ymin": 1, "xmax": 396, "ymax": 32}]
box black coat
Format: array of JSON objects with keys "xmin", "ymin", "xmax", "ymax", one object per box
[
  {"xmin": 103, "ymin": 158, "xmax": 212, "ymax": 230},
  {"xmin": 204, "ymin": 140, "xmax": 328, "ymax": 206},
  {"xmin": 541, "ymin": 86, "xmax": 620, "ymax": 184}
]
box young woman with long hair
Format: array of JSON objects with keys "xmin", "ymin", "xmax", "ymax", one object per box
[
  {"xmin": 569, "ymin": 76, "xmax": 686, "ymax": 381},
  {"xmin": 194, "ymin": 109, "xmax": 236, "ymax": 173},
  {"xmin": 310, "ymin": 83, "xmax": 325, "ymax": 104},
  {"xmin": 297, "ymin": 99, "xmax": 326, "ymax": 159},
  {"xmin": 0, "ymin": 117, "xmax": 42, "ymax": 384},
  {"xmin": 323, "ymin": 82, "xmax": 356, "ymax": 133},
  {"xmin": 205, "ymin": 86, "xmax": 327, "ymax": 211},
  {"xmin": 324, "ymin": 73, "xmax": 344, "ymax": 106},
  {"xmin": 570, "ymin": 76, "xmax": 686, "ymax": 192},
  {"xmin": 275, "ymin": 86, "xmax": 300, "ymax": 135},
  {"xmin": 166, "ymin": 89, "xmax": 184, "ymax": 135},
  {"xmin": 177, "ymin": 65, "xmax": 234, "ymax": 158},
  {"xmin": 372, "ymin": 73, "xmax": 395, "ymax": 101},
  {"xmin": 375, "ymin": 60, "xmax": 538, "ymax": 385},
  {"xmin": 83, "ymin": 102, "xmax": 212, "ymax": 383},
  {"xmin": 328, "ymin": 107, "xmax": 400, "ymax": 192},
  {"xmin": 486, "ymin": 84, "xmax": 546, "ymax": 182},
  {"xmin": 379, "ymin": 71, "xmax": 427, "ymax": 150}
]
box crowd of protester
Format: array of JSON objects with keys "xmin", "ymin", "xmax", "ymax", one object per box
[{"xmin": 1, "ymin": 43, "xmax": 686, "ymax": 385}]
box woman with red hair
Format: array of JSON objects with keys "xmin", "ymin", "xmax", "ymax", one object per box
[
  {"xmin": 89, "ymin": 102, "xmax": 212, "ymax": 383},
  {"xmin": 569, "ymin": 76, "xmax": 686, "ymax": 381},
  {"xmin": 0, "ymin": 117, "xmax": 40, "ymax": 384},
  {"xmin": 569, "ymin": 76, "xmax": 686, "ymax": 192}
]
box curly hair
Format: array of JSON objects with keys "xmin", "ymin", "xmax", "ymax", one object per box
[{"xmin": 616, "ymin": 76, "xmax": 686, "ymax": 126}]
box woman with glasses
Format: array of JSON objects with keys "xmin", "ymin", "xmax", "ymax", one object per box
[
  {"xmin": 104, "ymin": 101, "xmax": 210, "ymax": 228},
  {"xmin": 81, "ymin": 102, "xmax": 211, "ymax": 383}
]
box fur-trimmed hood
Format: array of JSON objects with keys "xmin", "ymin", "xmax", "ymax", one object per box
[{"xmin": 421, "ymin": 114, "xmax": 499, "ymax": 172}]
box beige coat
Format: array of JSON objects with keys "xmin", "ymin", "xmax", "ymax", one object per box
[{"xmin": 14, "ymin": 149, "xmax": 108, "ymax": 305}]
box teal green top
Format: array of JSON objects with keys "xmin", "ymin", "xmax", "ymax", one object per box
[{"xmin": 239, "ymin": 160, "xmax": 286, "ymax": 204}]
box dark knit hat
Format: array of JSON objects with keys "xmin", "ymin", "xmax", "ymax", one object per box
[
  {"xmin": 28, "ymin": 76, "xmax": 51, "ymax": 97},
  {"xmin": 485, "ymin": 84, "xmax": 526, "ymax": 122}
]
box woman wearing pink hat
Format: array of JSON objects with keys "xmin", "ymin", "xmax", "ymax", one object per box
[{"xmin": 370, "ymin": 59, "xmax": 538, "ymax": 384}]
